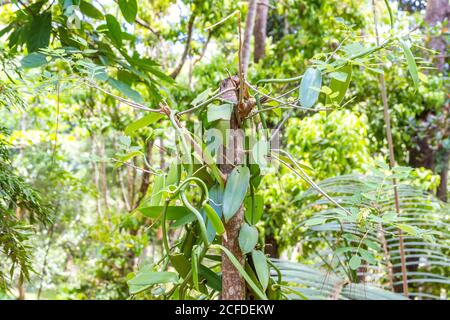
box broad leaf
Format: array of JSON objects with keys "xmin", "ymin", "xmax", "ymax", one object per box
[
  {"xmin": 239, "ymin": 223, "xmax": 259, "ymax": 254},
  {"xmin": 21, "ymin": 52, "xmax": 47, "ymax": 69},
  {"xmin": 223, "ymin": 166, "xmax": 250, "ymax": 222},
  {"xmin": 119, "ymin": 0, "xmax": 138, "ymax": 23},
  {"xmin": 138, "ymin": 206, "xmax": 193, "ymax": 220},
  {"xmin": 326, "ymin": 64, "xmax": 352, "ymax": 105},
  {"xmin": 127, "ymin": 271, "xmax": 178, "ymax": 294},
  {"xmin": 207, "ymin": 104, "xmax": 233, "ymax": 122},
  {"xmin": 244, "ymin": 194, "xmax": 264, "ymax": 225},
  {"xmin": 80, "ymin": 1, "xmax": 104, "ymax": 19},
  {"xmin": 26, "ymin": 12, "xmax": 52, "ymax": 52},
  {"xmin": 105, "ymin": 14, "xmax": 122, "ymax": 47},
  {"xmin": 125, "ymin": 113, "xmax": 163, "ymax": 135},
  {"xmin": 252, "ymin": 250, "xmax": 269, "ymax": 291},
  {"xmin": 299, "ymin": 68, "xmax": 322, "ymax": 108}
]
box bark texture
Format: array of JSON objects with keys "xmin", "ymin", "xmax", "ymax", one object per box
[
  {"xmin": 253, "ymin": 0, "xmax": 269, "ymax": 62},
  {"xmin": 219, "ymin": 77, "xmax": 246, "ymax": 300},
  {"xmin": 242, "ymin": 0, "xmax": 258, "ymax": 76}
]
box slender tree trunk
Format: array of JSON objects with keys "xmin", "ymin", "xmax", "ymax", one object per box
[
  {"xmin": 242, "ymin": 0, "xmax": 258, "ymax": 76},
  {"xmin": 253, "ymin": 0, "xmax": 268, "ymax": 62},
  {"xmin": 425, "ymin": 0, "xmax": 450, "ymax": 202},
  {"xmin": 219, "ymin": 77, "xmax": 246, "ymax": 300}
]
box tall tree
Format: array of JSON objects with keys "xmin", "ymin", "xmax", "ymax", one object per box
[{"xmin": 253, "ymin": 0, "xmax": 269, "ymax": 62}]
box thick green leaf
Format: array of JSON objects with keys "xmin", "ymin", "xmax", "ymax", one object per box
[
  {"xmin": 326, "ymin": 64, "xmax": 352, "ymax": 105},
  {"xmin": 223, "ymin": 166, "xmax": 250, "ymax": 222},
  {"xmin": 398, "ymin": 38, "xmax": 419, "ymax": 89},
  {"xmin": 149, "ymin": 174, "xmax": 165, "ymax": 206},
  {"xmin": 127, "ymin": 271, "xmax": 178, "ymax": 294},
  {"xmin": 169, "ymin": 253, "xmax": 190, "ymax": 278},
  {"xmin": 26, "ymin": 12, "xmax": 52, "ymax": 52},
  {"xmin": 252, "ymin": 139, "xmax": 269, "ymax": 169},
  {"xmin": 105, "ymin": 14, "xmax": 122, "ymax": 46},
  {"xmin": 125, "ymin": 113, "xmax": 163, "ymax": 135},
  {"xmin": 199, "ymin": 264, "xmax": 222, "ymax": 291},
  {"xmin": 204, "ymin": 204, "xmax": 225, "ymax": 236},
  {"xmin": 239, "ymin": 223, "xmax": 259, "ymax": 254},
  {"xmin": 21, "ymin": 52, "xmax": 47, "ymax": 69},
  {"xmin": 80, "ymin": 1, "xmax": 104, "ymax": 19},
  {"xmin": 191, "ymin": 88, "xmax": 211, "ymax": 106},
  {"xmin": 252, "ymin": 250, "xmax": 269, "ymax": 291},
  {"xmin": 119, "ymin": 0, "xmax": 138, "ymax": 23},
  {"xmin": 207, "ymin": 104, "xmax": 233, "ymax": 122},
  {"xmin": 138, "ymin": 206, "xmax": 192, "ymax": 220},
  {"xmin": 244, "ymin": 194, "xmax": 264, "ymax": 225},
  {"xmin": 299, "ymin": 68, "xmax": 322, "ymax": 108},
  {"xmin": 165, "ymin": 161, "xmax": 180, "ymax": 187}
]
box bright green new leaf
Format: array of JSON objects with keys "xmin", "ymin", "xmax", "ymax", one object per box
[
  {"xmin": 119, "ymin": 0, "xmax": 138, "ymax": 23},
  {"xmin": 398, "ymin": 38, "xmax": 419, "ymax": 89},
  {"xmin": 239, "ymin": 223, "xmax": 258, "ymax": 254},
  {"xmin": 223, "ymin": 166, "xmax": 250, "ymax": 222},
  {"xmin": 138, "ymin": 206, "xmax": 193, "ymax": 220},
  {"xmin": 149, "ymin": 174, "xmax": 165, "ymax": 206},
  {"xmin": 125, "ymin": 113, "xmax": 164, "ymax": 135},
  {"xmin": 252, "ymin": 250, "xmax": 269, "ymax": 291},
  {"xmin": 127, "ymin": 271, "xmax": 178, "ymax": 294},
  {"xmin": 326, "ymin": 64, "xmax": 352, "ymax": 105},
  {"xmin": 299, "ymin": 68, "xmax": 322, "ymax": 108}
]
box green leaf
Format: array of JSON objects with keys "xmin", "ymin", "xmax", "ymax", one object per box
[
  {"xmin": 349, "ymin": 255, "xmax": 361, "ymax": 270},
  {"xmin": 398, "ymin": 38, "xmax": 419, "ymax": 89},
  {"xmin": 252, "ymin": 250, "xmax": 269, "ymax": 291},
  {"xmin": 119, "ymin": 0, "xmax": 138, "ymax": 23},
  {"xmin": 165, "ymin": 161, "xmax": 180, "ymax": 187},
  {"xmin": 223, "ymin": 166, "xmax": 250, "ymax": 222},
  {"xmin": 149, "ymin": 174, "xmax": 165, "ymax": 206},
  {"xmin": 192, "ymin": 245, "xmax": 200, "ymax": 291},
  {"xmin": 326, "ymin": 64, "xmax": 352, "ymax": 105},
  {"xmin": 244, "ymin": 194, "xmax": 264, "ymax": 225},
  {"xmin": 304, "ymin": 217, "xmax": 327, "ymax": 226},
  {"xmin": 125, "ymin": 113, "xmax": 163, "ymax": 135},
  {"xmin": 108, "ymin": 78, "xmax": 144, "ymax": 103},
  {"xmin": 191, "ymin": 88, "xmax": 212, "ymax": 106},
  {"xmin": 105, "ymin": 14, "xmax": 122, "ymax": 46},
  {"xmin": 207, "ymin": 104, "xmax": 233, "ymax": 122},
  {"xmin": 239, "ymin": 223, "xmax": 259, "ymax": 254},
  {"xmin": 252, "ymin": 139, "xmax": 269, "ymax": 169},
  {"xmin": 21, "ymin": 52, "xmax": 47, "ymax": 69},
  {"xmin": 127, "ymin": 271, "xmax": 178, "ymax": 294},
  {"xmin": 199, "ymin": 264, "xmax": 222, "ymax": 291},
  {"xmin": 80, "ymin": 1, "xmax": 104, "ymax": 19},
  {"xmin": 204, "ymin": 204, "xmax": 225, "ymax": 236},
  {"xmin": 26, "ymin": 12, "xmax": 52, "ymax": 52},
  {"xmin": 299, "ymin": 68, "xmax": 322, "ymax": 108},
  {"xmin": 397, "ymin": 223, "xmax": 418, "ymax": 236},
  {"xmin": 138, "ymin": 206, "xmax": 193, "ymax": 220}
]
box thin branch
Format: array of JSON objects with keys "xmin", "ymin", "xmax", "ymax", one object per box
[
  {"xmin": 84, "ymin": 80, "xmax": 162, "ymax": 113},
  {"xmin": 177, "ymin": 87, "xmax": 235, "ymax": 116},
  {"xmin": 193, "ymin": 31, "xmax": 212, "ymax": 65},
  {"xmin": 372, "ymin": 0, "xmax": 408, "ymax": 297},
  {"xmin": 170, "ymin": 13, "xmax": 196, "ymax": 79}
]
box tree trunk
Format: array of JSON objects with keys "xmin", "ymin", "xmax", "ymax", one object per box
[
  {"xmin": 242, "ymin": 0, "xmax": 258, "ymax": 76},
  {"xmin": 425, "ymin": 0, "xmax": 449, "ymax": 202},
  {"xmin": 219, "ymin": 77, "xmax": 246, "ymax": 300},
  {"xmin": 253, "ymin": 0, "xmax": 268, "ymax": 62}
]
